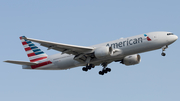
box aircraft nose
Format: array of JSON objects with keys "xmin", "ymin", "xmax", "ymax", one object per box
[
  {"xmin": 170, "ymin": 35, "xmax": 178, "ymax": 43},
  {"xmin": 174, "ymin": 35, "xmax": 178, "ymax": 41},
  {"xmin": 167, "ymin": 34, "xmax": 178, "ymax": 44}
]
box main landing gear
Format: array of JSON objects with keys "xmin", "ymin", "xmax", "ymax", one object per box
[
  {"xmin": 82, "ymin": 63, "xmax": 111, "ymax": 75},
  {"xmin": 161, "ymin": 45, "xmax": 168, "ymax": 56},
  {"xmin": 99, "ymin": 63, "xmax": 111, "ymax": 75},
  {"xmin": 82, "ymin": 64, "xmax": 95, "ymax": 72},
  {"xmin": 99, "ymin": 68, "xmax": 111, "ymax": 75},
  {"xmin": 82, "ymin": 56, "xmax": 111, "ymax": 75}
]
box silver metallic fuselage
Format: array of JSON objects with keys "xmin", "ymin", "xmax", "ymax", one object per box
[{"xmin": 23, "ymin": 31, "xmax": 178, "ymax": 70}]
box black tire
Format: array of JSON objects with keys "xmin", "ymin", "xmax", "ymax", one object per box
[
  {"xmin": 161, "ymin": 53, "xmax": 166, "ymax": 56},
  {"xmin": 82, "ymin": 67, "xmax": 86, "ymax": 71},
  {"xmin": 92, "ymin": 65, "xmax": 95, "ymax": 68},
  {"xmin": 87, "ymin": 66, "xmax": 91, "ymax": 70},
  {"xmin": 107, "ymin": 68, "xmax": 111, "ymax": 72},
  {"xmin": 89, "ymin": 64, "xmax": 95, "ymax": 68},
  {"xmin": 99, "ymin": 71, "xmax": 104, "ymax": 75},
  {"xmin": 82, "ymin": 67, "xmax": 88, "ymax": 72},
  {"xmin": 103, "ymin": 70, "xmax": 107, "ymax": 73}
]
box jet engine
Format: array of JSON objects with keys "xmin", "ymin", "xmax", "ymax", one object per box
[
  {"xmin": 94, "ymin": 46, "xmax": 113, "ymax": 59},
  {"xmin": 121, "ymin": 54, "xmax": 141, "ymax": 66}
]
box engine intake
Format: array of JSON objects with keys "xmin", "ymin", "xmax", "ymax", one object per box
[
  {"xmin": 94, "ymin": 46, "xmax": 113, "ymax": 59},
  {"xmin": 122, "ymin": 54, "xmax": 141, "ymax": 66}
]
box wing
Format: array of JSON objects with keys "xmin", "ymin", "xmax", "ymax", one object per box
[
  {"xmin": 4, "ymin": 60, "xmax": 38, "ymax": 65},
  {"xmin": 23, "ymin": 37, "xmax": 94, "ymax": 56}
]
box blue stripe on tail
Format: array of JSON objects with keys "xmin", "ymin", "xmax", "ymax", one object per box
[
  {"xmin": 33, "ymin": 49, "xmax": 41, "ymax": 52},
  {"xmin": 35, "ymin": 51, "xmax": 44, "ymax": 55}
]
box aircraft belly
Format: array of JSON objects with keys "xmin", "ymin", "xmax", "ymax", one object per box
[
  {"xmin": 54, "ymin": 56, "xmax": 77, "ymax": 69},
  {"xmin": 22, "ymin": 64, "xmax": 60, "ymax": 70}
]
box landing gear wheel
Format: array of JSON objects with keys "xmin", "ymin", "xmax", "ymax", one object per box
[
  {"xmin": 161, "ymin": 52, "xmax": 166, "ymax": 56},
  {"xmin": 106, "ymin": 68, "xmax": 111, "ymax": 72},
  {"xmin": 87, "ymin": 66, "xmax": 91, "ymax": 70},
  {"xmin": 161, "ymin": 45, "xmax": 168, "ymax": 57},
  {"xmin": 83, "ymin": 64, "xmax": 95, "ymax": 72},
  {"xmin": 99, "ymin": 71, "xmax": 104, "ymax": 75},
  {"xmin": 82, "ymin": 67, "xmax": 88, "ymax": 72},
  {"xmin": 89, "ymin": 64, "xmax": 95, "ymax": 68},
  {"xmin": 99, "ymin": 62, "xmax": 112, "ymax": 75},
  {"xmin": 92, "ymin": 65, "xmax": 95, "ymax": 68},
  {"xmin": 103, "ymin": 70, "xmax": 107, "ymax": 73}
]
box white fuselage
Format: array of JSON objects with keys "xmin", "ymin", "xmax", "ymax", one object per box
[{"xmin": 23, "ymin": 31, "xmax": 178, "ymax": 70}]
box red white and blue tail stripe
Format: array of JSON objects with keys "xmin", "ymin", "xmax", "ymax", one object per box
[{"xmin": 20, "ymin": 36, "xmax": 48, "ymax": 63}]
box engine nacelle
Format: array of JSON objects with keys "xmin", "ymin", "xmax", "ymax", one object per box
[
  {"xmin": 122, "ymin": 54, "xmax": 141, "ymax": 66},
  {"xmin": 94, "ymin": 46, "xmax": 113, "ymax": 59}
]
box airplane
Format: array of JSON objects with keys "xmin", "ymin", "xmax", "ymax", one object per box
[{"xmin": 4, "ymin": 31, "xmax": 178, "ymax": 75}]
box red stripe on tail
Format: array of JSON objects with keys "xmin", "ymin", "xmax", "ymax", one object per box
[
  {"xmin": 31, "ymin": 61, "xmax": 52, "ymax": 69},
  {"xmin": 22, "ymin": 41, "xmax": 27, "ymax": 45},
  {"xmin": 20, "ymin": 37, "xmax": 23, "ymax": 40},
  {"xmin": 30, "ymin": 57, "xmax": 47, "ymax": 62},
  {"xmin": 25, "ymin": 47, "xmax": 31, "ymax": 51},
  {"xmin": 27, "ymin": 53, "xmax": 36, "ymax": 57}
]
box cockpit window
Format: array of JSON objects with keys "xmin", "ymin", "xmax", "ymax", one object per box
[{"xmin": 167, "ymin": 33, "xmax": 174, "ymax": 35}]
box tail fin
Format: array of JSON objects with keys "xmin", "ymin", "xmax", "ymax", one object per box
[{"xmin": 20, "ymin": 36, "xmax": 48, "ymax": 63}]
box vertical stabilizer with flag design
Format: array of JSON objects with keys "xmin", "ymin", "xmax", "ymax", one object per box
[{"xmin": 20, "ymin": 36, "xmax": 48, "ymax": 63}]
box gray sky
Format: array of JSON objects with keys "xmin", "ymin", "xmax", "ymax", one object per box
[{"xmin": 1, "ymin": 0, "xmax": 180, "ymax": 101}]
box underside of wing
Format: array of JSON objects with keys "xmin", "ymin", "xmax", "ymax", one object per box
[{"xmin": 4, "ymin": 60, "xmax": 38, "ymax": 66}]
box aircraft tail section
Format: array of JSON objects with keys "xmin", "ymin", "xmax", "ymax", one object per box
[{"xmin": 20, "ymin": 36, "xmax": 48, "ymax": 62}]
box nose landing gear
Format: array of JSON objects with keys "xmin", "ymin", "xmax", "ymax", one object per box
[
  {"xmin": 161, "ymin": 45, "xmax": 168, "ymax": 56},
  {"xmin": 161, "ymin": 52, "xmax": 166, "ymax": 56}
]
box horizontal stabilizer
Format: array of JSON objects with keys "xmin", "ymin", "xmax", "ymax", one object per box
[{"xmin": 4, "ymin": 60, "xmax": 38, "ymax": 66}]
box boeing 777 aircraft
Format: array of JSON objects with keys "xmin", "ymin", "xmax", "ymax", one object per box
[{"xmin": 4, "ymin": 31, "xmax": 178, "ymax": 75}]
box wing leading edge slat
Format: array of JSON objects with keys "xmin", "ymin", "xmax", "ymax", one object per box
[{"xmin": 25, "ymin": 37, "xmax": 94, "ymax": 55}]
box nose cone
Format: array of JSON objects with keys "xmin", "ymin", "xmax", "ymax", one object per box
[
  {"xmin": 168, "ymin": 35, "xmax": 178, "ymax": 43},
  {"xmin": 174, "ymin": 35, "xmax": 178, "ymax": 41}
]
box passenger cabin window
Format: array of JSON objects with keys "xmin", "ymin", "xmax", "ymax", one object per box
[{"xmin": 167, "ymin": 33, "xmax": 174, "ymax": 35}]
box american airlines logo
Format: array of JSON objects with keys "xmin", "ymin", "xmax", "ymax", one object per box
[
  {"xmin": 144, "ymin": 34, "xmax": 152, "ymax": 41},
  {"xmin": 106, "ymin": 34, "xmax": 151, "ymax": 48}
]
